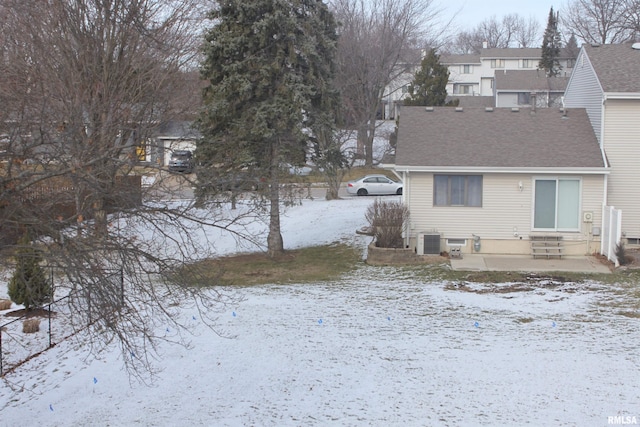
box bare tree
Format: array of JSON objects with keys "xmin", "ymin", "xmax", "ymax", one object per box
[
  {"xmin": 447, "ymin": 14, "xmax": 541, "ymax": 54},
  {"xmin": 330, "ymin": 0, "xmax": 446, "ymax": 167},
  {"xmin": 561, "ymin": 0, "xmax": 635, "ymax": 44},
  {"xmin": 0, "ymin": 0, "xmax": 253, "ymax": 379},
  {"xmin": 622, "ymin": 0, "xmax": 640, "ymax": 37}
]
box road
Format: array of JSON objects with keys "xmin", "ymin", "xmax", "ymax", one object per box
[{"xmin": 144, "ymin": 171, "xmax": 352, "ymax": 201}]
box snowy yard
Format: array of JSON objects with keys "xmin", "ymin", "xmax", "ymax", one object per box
[{"xmin": 1, "ymin": 195, "xmax": 639, "ymax": 426}]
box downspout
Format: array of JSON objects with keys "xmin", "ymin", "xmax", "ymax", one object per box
[
  {"xmin": 402, "ymin": 170, "xmax": 410, "ymax": 248},
  {"xmin": 600, "ymin": 93, "xmax": 608, "ymax": 256}
]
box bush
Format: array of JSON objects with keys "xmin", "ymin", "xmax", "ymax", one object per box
[
  {"xmin": 8, "ymin": 233, "xmax": 52, "ymax": 310},
  {"xmin": 23, "ymin": 318, "xmax": 41, "ymax": 334},
  {"xmin": 365, "ymin": 199, "xmax": 410, "ymax": 248},
  {"xmin": 615, "ymin": 242, "xmax": 632, "ymax": 266}
]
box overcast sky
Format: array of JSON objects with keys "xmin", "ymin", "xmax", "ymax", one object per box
[{"xmin": 444, "ymin": 0, "xmax": 557, "ymax": 30}]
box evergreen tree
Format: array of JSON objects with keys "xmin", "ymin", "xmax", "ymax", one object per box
[
  {"xmin": 565, "ymin": 33, "xmax": 580, "ymax": 59},
  {"xmin": 539, "ymin": 7, "xmax": 563, "ymax": 76},
  {"xmin": 8, "ymin": 233, "xmax": 52, "ymax": 310},
  {"xmin": 197, "ymin": 0, "xmax": 338, "ymax": 256},
  {"xmin": 404, "ymin": 49, "xmax": 450, "ymax": 106}
]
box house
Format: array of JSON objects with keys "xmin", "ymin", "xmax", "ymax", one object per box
[
  {"xmin": 145, "ymin": 121, "xmax": 200, "ymax": 166},
  {"xmin": 563, "ymin": 43, "xmax": 640, "ymax": 246},
  {"xmin": 442, "ymin": 47, "xmax": 576, "ymax": 98},
  {"xmin": 494, "ymin": 70, "xmax": 568, "ymax": 108},
  {"xmin": 388, "ymin": 106, "xmax": 607, "ymax": 256}
]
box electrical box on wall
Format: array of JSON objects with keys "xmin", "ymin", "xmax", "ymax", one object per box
[{"xmin": 583, "ymin": 211, "xmax": 593, "ymax": 223}]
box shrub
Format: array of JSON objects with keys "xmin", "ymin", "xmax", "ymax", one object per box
[
  {"xmin": 615, "ymin": 242, "xmax": 632, "ymax": 266},
  {"xmin": 0, "ymin": 299, "xmax": 12, "ymax": 310},
  {"xmin": 8, "ymin": 233, "xmax": 52, "ymax": 310},
  {"xmin": 23, "ymin": 318, "xmax": 41, "ymax": 333},
  {"xmin": 365, "ymin": 199, "xmax": 410, "ymax": 248}
]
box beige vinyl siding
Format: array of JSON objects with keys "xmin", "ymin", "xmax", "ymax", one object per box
[
  {"xmin": 563, "ymin": 50, "xmax": 603, "ymax": 143},
  {"xmin": 603, "ymin": 99, "xmax": 640, "ymax": 236},
  {"xmin": 407, "ymin": 172, "xmax": 604, "ymax": 243}
]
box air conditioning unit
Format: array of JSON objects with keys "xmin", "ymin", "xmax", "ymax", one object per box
[{"xmin": 417, "ymin": 232, "xmax": 441, "ymax": 255}]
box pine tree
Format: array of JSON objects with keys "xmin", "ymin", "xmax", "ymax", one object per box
[
  {"xmin": 197, "ymin": 0, "xmax": 339, "ymax": 256},
  {"xmin": 8, "ymin": 233, "xmax": 52, "ymax": 310},
  {"xmin": 565, "ymin": 33, "xmax": 580, "ymax": 59},
  {"xmin": 404, "ymin": 49, "xmax": 450, "ymax": 106},
  {"xmin": 539, "ymin": 7, "xmax": 563, "ymax": 77}
]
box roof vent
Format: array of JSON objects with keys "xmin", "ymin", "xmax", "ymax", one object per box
[
  {"xmin": 511, "ymin": 107, "xmax": 520, "ymax": 112},
  {"xmin": 485, "ymin": 107, "xmax": 494, "ymax": 112},
  {"xmin": 455, "ymin": 107, "xmax": 463, "ymax": 112},
  {"xmin": 425, "ymin": 106, "xmax": 434, "ymax": 112},
  {"xmin": 632, "ymin": 42, "xmax": 640, "ymax": 50}
]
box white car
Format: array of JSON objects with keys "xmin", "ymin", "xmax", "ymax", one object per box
[{"xmin": 346, "ymin": 174, "xmax": 403, "ymax": 196}]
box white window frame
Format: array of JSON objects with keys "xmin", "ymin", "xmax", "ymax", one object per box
[
  {"xmin": 434, "ymin": 175, "xmax": 483, "ymax": 207},
  {"xmin": 491, "ymin": 59, "xmax": 505, "ymax": 68},
  {"xmin": 531, "ymin": 177, "xmax": 582, "ymax": 232},
  {"xmin": 461, "ymin": 64, "xmax": 472, "ymax": 74}
]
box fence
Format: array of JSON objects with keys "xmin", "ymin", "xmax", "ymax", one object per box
[
  {"xmin": 0, "ymin": 175, "xmax": 141, "ymax": 246},
  {"xmin": 602, "ymin": 205, "xmax": 622, "ymax": 267},
  {"xmin": 0, "ymin": 267, "xmax": 124, "ymax": 376}
]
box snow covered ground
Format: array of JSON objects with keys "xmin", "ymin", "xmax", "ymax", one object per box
[{"xmin": 1, "ymin": 195, "xmax": 639, "ymax": 426}]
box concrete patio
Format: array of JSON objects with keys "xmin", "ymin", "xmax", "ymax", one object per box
[{"xmin": 449, "ymin": 254, "xmax": 613, "ymax": 274}]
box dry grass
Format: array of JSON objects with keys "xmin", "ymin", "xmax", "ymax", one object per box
[
  {"xmin": 0, "ymin": 299, "xmax": 12, "ymax": 310},
  {"xmin": 23, "ymin": 318, "xmax": 40, "ymax": 333},
  {"xmin": 182, "ymin": 244, "xmax": 363, "ymax": 287}
]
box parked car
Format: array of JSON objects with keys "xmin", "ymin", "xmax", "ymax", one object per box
[
  {"xmin": 168, "ymin": 150, "xmax": 194, "ymax": 173},
  {"xmin": 346, "ymin": 174, "xmax": 402, "ymax": 196}
]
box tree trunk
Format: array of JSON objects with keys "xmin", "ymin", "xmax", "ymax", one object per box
[
  {"xmin": 357, "ymin": 124, "xmax": 367, "ymax": 159},
  {"xmin": 93, "ymin": 197, "xmax": 108, "ymax": 238},
  {"xmin": 267, "ymin": 141, "xmax": 284, "ymax": 257},
  {"xmin": 365, "ymin": 117, "xmax": 376, "ymax": 167}
]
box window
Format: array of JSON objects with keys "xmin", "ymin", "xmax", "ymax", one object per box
[
  {"xmin": 461, "ymin": 64, "xmax": 472, "ymax": 74},
  {"xmin": 491, "ymin": 59, "xmax": 505, "ymax": 68},
  {"xmin": 401, "ymin": 84, "xmax": 409, "ymax": 94},
  {"xmin": 533, "ymin": 178, "xmax": 580, "ymax": 230},
  {"xmin": 522, "ymin": 59, "xmax": 533, "ymax": 68},
  {"xmin": 567, "ymin": 58, "xmax": 576, "ymax": 68},
  {"xmin": 434, "ymin": 175, "xmax": 482, "ymax": 207},
  {"xmin": 447, "ymin": 238, "xmax": 467, "ymax": 246},
  {"xmin": 518, "ymin": 92, "xmax": 531, "ymax": 105},
  {"xmin": 454, "ymin": 84, "xmax": 473, "ymax": 94}
]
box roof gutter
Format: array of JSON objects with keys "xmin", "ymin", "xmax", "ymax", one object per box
[
  {"xmin": 392, "ymin": 165, "xmax": 610, "ymax": 175},
  {"xmin": 603, "ymin": 92, "xmax": 640, "ymax": 100}
]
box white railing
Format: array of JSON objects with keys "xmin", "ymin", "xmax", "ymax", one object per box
[{"xmin": 602, "ymin": 205, "xmax": 622, "ymax": 266}]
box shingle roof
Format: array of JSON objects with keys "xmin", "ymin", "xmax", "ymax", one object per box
[
  {"xmin": 440, "ymin": 54, "xmax": 481, "ymax": 64},
  {"xmin": 394, "ymin": 107, "xmax": 604, "ymax": 169},
  {"xmin": 584, "ymin": 43, "xmax": 640, "ymax": 93},
  {"xmin": 481, "ymin": 47, "xmax": 576, "ymax": 59},
  {"xmin": 494, "ymin": 70, "xmax": 568, "ymax": 92},
  {"xmin": 481, "ymin": 47, "xmax": 542, "ymax": 58},
  {"xmin": 154, "ymin": 121, "xmax": 201, "ymax": 139},
  {"xmin": 446, "ymin": 96, "xmax": 495, "ymax": 108}
]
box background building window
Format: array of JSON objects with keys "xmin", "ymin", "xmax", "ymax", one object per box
[
  {"xmin": 518, "ymin": 92, "xmax": 531, "ymax": 105},
  {"xmin": 461, "ymin": 64, "xmax": 472, "ymax": 74},
  {"xmin": 454, "ymin": 84, "xmax": 473, "ymax": 95},
  {"xmin": 434, "ymin": 175, "xmax": 483, "ymax": 207},
  {"xmin": 491, "ymin": 59, "xmax": 505, "ymax": 68},
  {"xmin": 522, "ymin": 59, "xmax": 533, "ymax": 68}
]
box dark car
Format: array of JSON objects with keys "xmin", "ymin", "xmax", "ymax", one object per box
[{"xmin": 168, "ymin": 150, "xmax": 194, "ymax": 173}]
